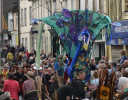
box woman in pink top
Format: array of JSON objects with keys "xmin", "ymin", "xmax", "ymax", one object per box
[{"xmin": 3, "ymin": 73, "xmax": 20, "ymax": 100}]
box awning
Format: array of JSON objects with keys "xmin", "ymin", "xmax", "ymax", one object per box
[{"xmin": 112, "ymin": 20, "xmax": 128, "ymax": 39}]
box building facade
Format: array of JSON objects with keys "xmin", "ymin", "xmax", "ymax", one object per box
[
  {"xmin": 104, "ymin": 0, "xmax": 127, "ymax": 61},
  {"xmin": 20, "ymin": 0, "xmax": 32, "ymax": 52},
  {"xmin": 29, "ymin": 0, "xmax": 77, "ymax": 56}
]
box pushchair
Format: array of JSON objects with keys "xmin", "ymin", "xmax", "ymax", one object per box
[{"xmin": 24, "ymin": 90, "xmax": 39, "ymax": 100}]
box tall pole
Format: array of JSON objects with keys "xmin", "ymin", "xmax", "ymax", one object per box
[
  {"xmin": 0, "ymin": 0, "xmax": 3, "ymax": 67},
  {"xmin": 18, "ymin": 0, "xmax": 20, "ymax": 46}
]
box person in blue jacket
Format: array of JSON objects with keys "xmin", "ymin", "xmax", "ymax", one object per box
[
  {"xmin": 119, "ymin": 50, "xmax": 127, "ymax": 64},
  {"xmin": 56, "ymin": 55, "xmax": 64, "ymax": 86}
]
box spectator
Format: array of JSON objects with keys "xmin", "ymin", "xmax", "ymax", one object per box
[
  {"xmin": 56, "ymin": 56, "xmax": 64, "ymax": 86},
  {"xmin": 49, "ymin": 76, "xmax": 59, "ymax": 97},
  {"xmin": 124, "ymin": 60, "xmax": 128, "ymax": 68},
  {"xmin": 119, "ymin": 50, "xmax": 127, "ymax": 64},
  {"xmin": 92, "ymin": 70, "xmax": 99, "ymax": 87},
  {"xmin": 9, "ymin": 66, "xmax": 15, "ymax": 74},
  {"xmin": 30, "ymin": 64, "xmax": 35, "ymax": 72},
  {"xmin": 57, "ymin": 83, "xmax": 73, "ymax": 100},
  {"xmin": 40, "ymin": 50, "xmax": 46, "ymax": 59},
  {"xmin": 15, "ymin": 45, "xmax": 19, "ymax": 54},
  {"xmin": 116, "ymin": 64, "xmax": 122, "ymax": 71},
  {"xmin": 90, "ymin": 64, "xmax": 96, "ymax": 79},
  {"xmin": 22, "ymin": 51, "xmax": 27, "ymax": 63},
  {"xmin": 19, "ymin": 43, "xmax": 24, "ymax": 53},
  {"xmin": 22, "ymin": 68, "xmax": 28, "ymax": 83},
  {"xmin": 7, "ymin": 44, "xmax": 10, "ymax": 53},
  {"xmin": 23, "ymin": 71, "xmax": 36, "ymax": 94},
  {"xmin": 17, "ymin": 52, "xmax": 22, "ymax": 66},
  {"xmin": 32, "ymin": 48, "xmax": 36, "ymax": 55},
  {"xmin": 1, "ymin": 55, "xmax": 6, "ymax": 66},
  {"xmin": 0, "ymin": 84, "xmax": 12, "ymax": 100},
  {"xmin": 115, "ymin": 71, "xmax": 122, "ymax": 91},
  {"xmin": 119, "ymin": 66, "xmax": 125, "ymax": 76},
  {"xmin": 1, "ymin": 64, "xmax": 9, "ymax": 80},
  {"xmin": 3, "ymin": 73, "xmax": 20, "ymax": 100},
  {"xmin": 11, "ymin": 46, "xmax": 15, "ymax": 57},
  {"xmin": 29, "ymin": 55, "xmax": 36, "ymax": 65},
  {"xmin": 47, "ymin": 53, "xmax": 52, "ymax": 58},
  {"xmin": 45, "ymin": 68, "xmax": 54, "ymax": 89},
  {"xmin": 23, "ymin": 62, "xmax": 27, "ymax": 69},
  {"xmin": 0, "ymin": 74, "xmax": 4, "ymax": 84},
  {"xmin": 26, "ymin": 65, "xmax": 31, "ymax": 72},
  {"xmin": 29, "ymin": 50, "xmax": 34, "ymax": 58},
  {"xmin": 25, "ymin": 50, "xmax": 29, "ymax": 63},
  {"xmin": 6, "ymin": 50, "xmax": 13, "ymax": 63},
  {"xmin": 118, "ymin": 68, "xmax": 128, "ymax": 92},
  {"xmin": 73, "ymin": 71, "xmax": 86, "ymax": 99},
  {"xmin": 108, "ymin": 62, "xmax": 117, "ymax": 76}
]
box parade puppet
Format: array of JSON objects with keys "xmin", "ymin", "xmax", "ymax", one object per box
[
  {"xmin": 39, "ymin": 9, "xmax": 112, "ymax": 82},
  {"xmin": 33, "ymin": 8, "xmax": 114, "ymax": 100}
]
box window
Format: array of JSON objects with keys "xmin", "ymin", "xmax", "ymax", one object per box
[
  {"xmin": 21, "ymin": 9, "xmax": 23, "ymax": 26},
  {"xmin": 24, "ymin": 8, "xmax": 27, "ymax": 26},
  {"xmin": 46, "ymin": 3, "xmax": 50, "ymax": 16},
  {"xmin": 22, "ymin": 38, "xmax": 24, "ymax": 45},
  {"xmin": 125, "ymin": 0, "xmax": 128, "ymax": 12},
  {"xmin": 71, "ymin": 0, "xmax": 74, "ymax": 10},
  {"xmin": 80, "ymin": 0, "xmax": 85, "ymax": 10},
  {"xmin": 54, "ymin": 2, "xmax": 57, "ymax": 12},
  {"xmin": 29, "ymin": 7, "xmax": 32, "ymax": 23},
  {"xmin": 25, "ymin": 38, "xmax": 28, "ymax": 50},
  {"xmin": 16, "ymin": 16, "xmax": 18, "ymax": 28},
  {"xmin": 65, "ymin": 0, "xmax": 67, "ymax": 9},
  {"xmin": 9, "ymin": 19, "xmax": 13, "ymax": 31},
  {"xmin": 41, "ymin": 1, "xmax": 43, "ymax": 18},
  {"xmin": 60, "ymin": 2, "xmax": 63, "ymax": 11}
]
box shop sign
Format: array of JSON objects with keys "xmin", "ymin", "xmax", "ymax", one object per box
[
  {"xmin": 112, "ymin": 20, "xmax": 128, "ymax": 38},
  {"xmin": 3, "ymin": 34, "xmax": 8, "ymax": 40}
]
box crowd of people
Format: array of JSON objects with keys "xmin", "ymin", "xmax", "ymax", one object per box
[
  {"xmin": 89, "ymin": 50, "xmax": 128, "ymax": 99},
  {"xmin": 0, "ymin": 44, "xmax": 69, "ymax": 100},
  {"xmin": 0, "ymin": 44, "xmax": 128, "ymax": 100}
]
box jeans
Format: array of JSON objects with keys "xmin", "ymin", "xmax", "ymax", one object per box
[{"xmin": 18, "ymin": 61, "xmax": 21, "ymax": 66}]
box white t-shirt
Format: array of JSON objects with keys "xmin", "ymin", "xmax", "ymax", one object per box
[
  {"xmin": 92, "ymin": 79, "xmax": 99, "ymax": 87},
  {"xmin": 2, "ymin": 58, "xmax": 5, "ymax": 62},
  {"xmin": 118, "ymin": 77, "xmax": 128, "ymax": 90}
]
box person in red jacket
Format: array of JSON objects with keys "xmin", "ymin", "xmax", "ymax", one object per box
[
  {"xmin": 25, "ymin": 50, "xmax": 29, "ymax": 63},
  {"xmin": 3, "ymin": 73, "xmax": 20, "ymax": 100}
]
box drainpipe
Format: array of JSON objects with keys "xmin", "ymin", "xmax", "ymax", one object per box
[
  {"xmin": 79, "ymin": 0, "xmax": 80, "ymax": 9},
  {"xmin": 121, "ymin": 0, "xmax": 122, "ymax": 19},
  {"xmin": 18, "ymin": 0, "xmax": 21, "ymax": 46}
]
